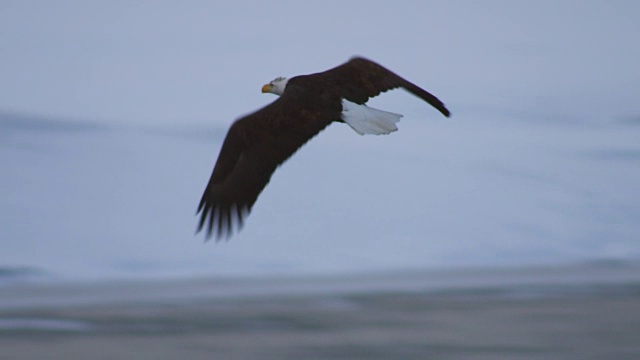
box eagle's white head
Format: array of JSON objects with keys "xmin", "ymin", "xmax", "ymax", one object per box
[{"xmin": 261, "ymin": 77, "xmax": 288, "ymax": 96}]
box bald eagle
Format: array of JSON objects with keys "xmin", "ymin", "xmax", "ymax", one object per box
[{"xmin": 197, "ymin": 57, "xmax": 450, "ymax": 240}]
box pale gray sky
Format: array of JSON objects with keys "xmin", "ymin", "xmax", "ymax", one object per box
[
  {"xmin": 2, "ymin": 1, "xmax": 639, "ymax": 126},
  {"xmin": 1, "ymin": 1, "xmax": 639, "ymax": 279}
]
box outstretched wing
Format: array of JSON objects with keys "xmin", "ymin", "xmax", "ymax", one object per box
[
  {"xmin": 197, "ymin": 91, "xmax": 336, "ymax": 240},
  {"xmin": 293, "ymin": 56, "xmax": 450, "ymax": 117}
]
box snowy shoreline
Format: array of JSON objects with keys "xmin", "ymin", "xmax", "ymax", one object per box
[{"xmin": 2, "ymin": 261, "xmax": 639, "ymax": 311}]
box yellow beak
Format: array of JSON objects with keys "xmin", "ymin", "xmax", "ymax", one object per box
[{"xmin": 261, "ymin": 84, "xmax": 271, "ymax": 93}]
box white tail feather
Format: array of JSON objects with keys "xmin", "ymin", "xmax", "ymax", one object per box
[{"xmin": 340, "ymin": 99, "xmax": 403, "ymax": 135}]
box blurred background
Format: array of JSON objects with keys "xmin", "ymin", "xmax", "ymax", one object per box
[
  {"xmin": 2, "ymin": 1, "xmax": 640, "ymax": 358},
  {"xmin": 2, "ymin": 0, "xmax": 638, "ymax": 281}
]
